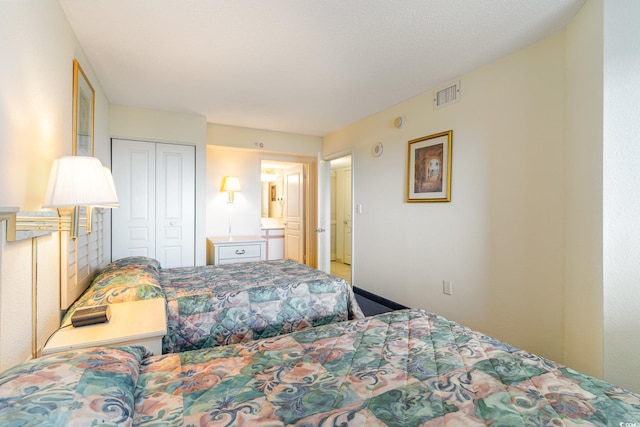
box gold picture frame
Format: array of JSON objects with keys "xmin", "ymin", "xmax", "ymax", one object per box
[
  {"xmin": 72, "ymin": 59, "xmax": 95, "ymax": 156},
  {"xmin": 406, "ymin": 130, "xmax": 452, "ymax": 202}
]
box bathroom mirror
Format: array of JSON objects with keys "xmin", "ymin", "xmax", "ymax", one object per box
[
  {"xmin": 261, "ymin": 173, "xmax": 283, "ymax": 218},
  {"xmin": 260, "ymin": 160, "xmax": 304, "ymax": 223},
  {"xmin": 261, "ymin": 161, "xmax": 290, "ymax": 219}
]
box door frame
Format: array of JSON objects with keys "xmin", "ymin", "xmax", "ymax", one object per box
[
  {"xmin": 322, "ymin": 151, "xmax": 354, "ymax": 281},
  {"xmin": 259, "ymin": 154, "xmax": 318, "ymax": 268}
]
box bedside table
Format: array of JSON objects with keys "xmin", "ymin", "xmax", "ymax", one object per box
[
  {"xmin": 207, "ymin": 236, "xmax": 266, "ymax": 265},
  {"xmin": 42, "ymin": 298, "xmax": 167, "ymax": 356}
]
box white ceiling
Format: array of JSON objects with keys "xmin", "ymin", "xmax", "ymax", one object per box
[{"xmin": 59, "ymin": 0, "xmax": 585, "ymax": 137}]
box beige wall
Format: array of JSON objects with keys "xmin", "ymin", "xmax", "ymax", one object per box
[
  {"xmin": 324, "ymin": 33, "xmax": 568, "ymax": 364},
  {"xmin": 208, "ymin": 123, "xmax": 322, "ymax": 156},
  {"xmin": 323, "ymin": 2, "xmax": 640, "ymax": 393},
  {"xmin": 206, "ymin": 124, "xmax": 322, "ymax": 239},
  {"xmin": 564, "ymin": 0, "xmax": 604, "ymax": 379},
  {"xmin": 0, "ymin": 0, "xmax": 111, "ymax": 370}
]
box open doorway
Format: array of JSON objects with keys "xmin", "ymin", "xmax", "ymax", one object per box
[
  {"xmin": 261, "ymin": 159, "xmax": 309, "ymax": 265},
  {"xmin": 330, "ymin": 155, "xmax": 352, "ymax": 283}
]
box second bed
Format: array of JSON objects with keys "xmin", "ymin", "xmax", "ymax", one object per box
[{"xmin": 63, "ymin": 256, "xmax": 364, "ymax": 353}]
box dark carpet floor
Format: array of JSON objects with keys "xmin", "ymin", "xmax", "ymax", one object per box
[{"xmin": 352, "ymin": 286, "xmax": 408, "ymax": 316}]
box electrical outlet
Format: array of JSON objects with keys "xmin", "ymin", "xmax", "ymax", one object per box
[{"xmin": 443, "ymin": 280, "xmax": 453, "ymax": 295}]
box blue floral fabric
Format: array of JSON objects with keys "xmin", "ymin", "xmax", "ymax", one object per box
[
  {"xmin": 133, "ymin": 309, "xmax": 640, "ymax": 426},
  {"xmin": 2, "ymin": 310, "xmax": 640, "ymax": 426},
  {"xmin": 62, "ymin": 257, "xmax": 165, "ymax": 324},
  {"xmin": 159, "ymin": 259, "xmax": 364, "ymax": 353},
  {"xmin": 0, "ymin": 346, "xmax": 147, "ymax": 426},
  {"xmin": 61, "ymin": 257, "xmax": 363, "ymax": 354}
]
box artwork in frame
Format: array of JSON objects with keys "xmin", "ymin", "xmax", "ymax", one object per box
[
  {"xmin": 72, "ymin": 59, "xmax": 95, "ymax": 157},
  {"xmin": 406, "ymin": 130, "xmax": 452, "ymax": 202},
  {"xmin": 270, "ymin": 184, "xmax": 277, "ymax": 201}
]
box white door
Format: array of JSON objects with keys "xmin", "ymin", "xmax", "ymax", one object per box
[
  {"xmin": 112, "ymin": 139, "xmax": 196, "ymax": 267},
  {"xmin": 284, "ymin": 164, "xmax": 304, "ymax": 263},
  {"xmin": 330, "ymin": 171, "xmax": 337, "ymax": 262},
  {"xmin": 344, "ymin": 168, "xmax": 352, "ymax": 265},
  {"xmin": 326, "ymin": 155, "xmax": 353, "ymax": 280},
  {"xmin": 317, "ymin": 156, "xmax": 331, "ymax": 273},
  {"xmin": 155, "ymin": 143, "xmax": 195, "ymax": 267},
  {"xmin": 112, "ymin": 140, "xmax": 156, "ymax": 260},
  {"xmin": 334, "ymin": 167, "xmax": 347, "ymax": 263}
]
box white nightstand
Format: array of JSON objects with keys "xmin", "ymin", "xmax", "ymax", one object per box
[
  {"xmin": 207, "ymin": 236, "xmax": 267, "ymax": 265},
  {"xmin": 42, "ymin": 299, "xmax": 167, "ymax": 356}
]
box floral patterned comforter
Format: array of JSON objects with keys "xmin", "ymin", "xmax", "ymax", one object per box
[
  {"xmin": 3, "ymin": 309, "xmax": 639, "ymax": 426},
  {"xmin": 159, "ymin": 259, "xmax": 364, "ymax": 353},
  {"xmin": 62, "ymin": 256, "xmax": 165, "ymax": 325},
  {"xmin": 0, "ymin": 346, "xmax": 147, "ymax": 426},
  {"xmin": 63, "ymin": 257, "xmax": 363, "ymax": 354}
]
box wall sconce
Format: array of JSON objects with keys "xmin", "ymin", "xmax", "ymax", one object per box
[
  {"xmin": 261, "ymin": 170, "xmax": 277, "ymax": 182},
  {"xmin": 221, "ymin": 176, "xmax": 241, "ymax": 203},
  {"xmin": 8, "ymin": 156, "xmax": 119, "ymax": 241},
  {"xmin": 220, "ymin": 176, "xmax": 241, "ymax": 239}
]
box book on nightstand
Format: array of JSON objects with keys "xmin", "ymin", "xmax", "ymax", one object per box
[{"xmin": 70, "ymin": 304, "xmax": 111, "ymax": 327}]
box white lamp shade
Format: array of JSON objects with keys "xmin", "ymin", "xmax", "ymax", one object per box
[
  {"xmin": 94, "ymin": 166, "xmax": 120, "ymax": 208},
  {"xmin": 221, "ymin": 176, "xmax": 241, "ymax": 192},
  {"xmin": 42, "ymin": 156, "xmax": 119, "ymax": 208},
  {"xmin": 261, "ymin": 172, "xmax": 277, "ymax": 182}
]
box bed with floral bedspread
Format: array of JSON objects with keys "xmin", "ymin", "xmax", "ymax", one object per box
[
  {"xmin": 2, "ymin": 309, "xmax": 639, "ymax": 426},
  {"xmin": 62, "ymin": 256, "xmax": 364, "ymax": 354}
]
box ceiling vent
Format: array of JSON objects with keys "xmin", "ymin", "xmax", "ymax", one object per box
[{"xmin": 433, "ymin": 80, "xmax": 460, "ymax": 109}]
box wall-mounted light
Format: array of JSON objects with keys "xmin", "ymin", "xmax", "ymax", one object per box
[
  {"xmin": 8, "ymin": 156, "xmax": 119, "ymax": 241},
  {"xmin": 221, "ymin": 176, "xmax": 241, "ymax": 203},
  {"xmin": 261, "ymin": 170, "xmax": 277, "ymax": 182},
  {"xmin": 220, "ymin": 176, "xmax": 241, "ymax": 239}
]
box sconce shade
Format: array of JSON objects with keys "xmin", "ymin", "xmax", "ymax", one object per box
[
  {"xmin": 221, "ymin": 176, "xmax": 242, "ymax": 192},
  {"xmin": 261, "ymin": 172, "xmax": 277, "ymax": 182},
  {"xmin": 97, "ymin": 166, "xmax": 120, "ymax": 208},
  {"xmin": 42, "ymin": 156, "xmax": 119, "ymax": 208}
]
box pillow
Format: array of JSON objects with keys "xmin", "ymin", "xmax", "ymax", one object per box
[
  {"xmin": 101, "ymin": 256, "xmax": 162, "ymax": 273},
  {"xmin": 0, "ymin": 346, "xmax": 147, "ymax": 426},
  {"xmin": 62, "ymin": 257, "xmax": 165, "ymax": 324}
]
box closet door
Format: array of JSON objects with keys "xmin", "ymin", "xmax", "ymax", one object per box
[
  {"xmin": 155, "ymin": 143, "xmax": 195, "ymax": 267},
  {"xmin": 111, "ymin": 139, "xmax": 195, "ymax": 267},
  {"xmin": 112, "ymin": 140, "xmax": 156, "ymax": 260}
]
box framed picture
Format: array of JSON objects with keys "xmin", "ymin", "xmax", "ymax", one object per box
[
  {"xmin": 72, "ymin": 59, "xmax": 95, "ymax": 157},
  {"xmin": 406, "ymin": 130, "xmax": 452, "ymax": 202},
  {"xmin": 270, "ymin": 183, "xmax": 276, "ymax": 201}
]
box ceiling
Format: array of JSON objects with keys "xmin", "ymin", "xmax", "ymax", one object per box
[{"xmin": 59, "ymin": 0, "xmax": 585, "ymax": 137}]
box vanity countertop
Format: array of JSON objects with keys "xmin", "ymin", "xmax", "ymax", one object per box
[{"xmin": 261, "ymin": 225, "xmax": 284, "ymax": 230}]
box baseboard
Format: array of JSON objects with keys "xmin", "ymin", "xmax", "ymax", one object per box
[{"xmin": 352, "ymin": 286, "xmax": 409, "ymax": 311}]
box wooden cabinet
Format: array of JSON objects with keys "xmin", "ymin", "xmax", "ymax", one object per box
[{"xmin": 207, "ymin": 237, "xmax": 266, "ymax": 265}]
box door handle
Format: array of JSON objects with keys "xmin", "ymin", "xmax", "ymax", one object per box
[{"xmin": 314, "ymin": 228, "xmax": 325, "ymax": 233}]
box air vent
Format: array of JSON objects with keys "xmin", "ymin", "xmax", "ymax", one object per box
[{"xmin": 433, "ymin": 80, "xmax": 460, "ymax": 109}]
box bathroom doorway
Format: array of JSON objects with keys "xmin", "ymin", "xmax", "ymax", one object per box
[
  {"xmin": 330, "ymin": 155, "xmax": 352, "ymax": 283},
  {"xmin": 260, "ymin": 159, "xmax": 308, "ymax": 264}
]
